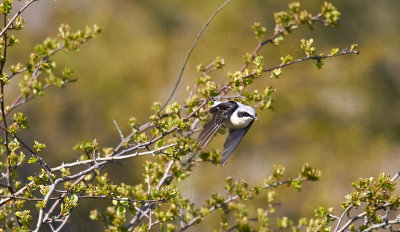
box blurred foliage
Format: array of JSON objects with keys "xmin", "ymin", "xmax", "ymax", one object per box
[{"xmin": 0, "ymin": 0, "xmax": 398, "ymax": 231}]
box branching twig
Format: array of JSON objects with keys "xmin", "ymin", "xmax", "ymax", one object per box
[
  {"xmin": 126, "ymin": 160, "xmax": 175, "ymax": 231},
  {"xmin": 336, "ymin": 203, "xmax": 392, "ymax": 232},
  {"xmin": 8, "ymin": 47, "xmax": 64, "ymax": 115},
  {"xmin": 334, "ymin": 204, "xmax": 353, "ymax": 232},
  {"xmin": 0, "ymin": 126, "xmax": 52, "ymax": 175},
  {"xmin": 53, "ymin": 214, "xmax": 70, "ymax": 232},
  {"xmin": 362, "ymin": 217, "xmax": 400, "ymax": 232},
  {"xmin": 34, "ymin": 178, "xmax": 62, "ymax": 232},
  {"xmin": 51, "ymin": 143, "xmax": 176, "ymax": 172},
  {"xmin": 240, "ymin": 13, "xmax": 325, "ymax": 72}
]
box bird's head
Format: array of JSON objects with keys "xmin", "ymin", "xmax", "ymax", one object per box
[{"xmin": 237, "ymin": 105, "xmax": 257, "ymax": 123}]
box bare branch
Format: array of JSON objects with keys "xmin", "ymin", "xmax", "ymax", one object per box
[
  {"xmin": 51, "ymin": 143, "xmax": 176, "ymax": 172},
  {"xmin": 126, "ymin": 160, "xmax": 175, "ymax": 230},
  {"xmin": 334, "ymin": 204, "xmax": 353, "ymax": 232},
  {"xmin": 336, "ymin": 203, "xmax": 392, "ymax": 232},
  {"xmin": 0, "ymin": 0, "xmax": 36, "ymax": 37},
  {"xmin": 53, "ymin": 214, "xmax": 70, "ymax": 232},
  {"xmin": 391, "ymin": 171, "xmax": 400, "ymax": 182},
  {"xmin": 158, "ymin": 0, "xmax": 232, "ymax": 113},
  {"xmin": 362, "ymin": 217, "xmax": 400, "ymax": 232},
  {"xmin": 113, "ymin": 119, "xmax": 125, "ymax": 140},
  {"xmin": 34, "ymin": 178, "xmax": 62, "ymax": 232}
]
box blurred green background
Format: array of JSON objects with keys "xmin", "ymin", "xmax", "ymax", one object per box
[{"xmin": 7, "ymin": 0, "xmax": 400, "ymax": 231}]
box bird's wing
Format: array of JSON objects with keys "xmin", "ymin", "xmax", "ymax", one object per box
[
  {"xmin": 220, "ymin": 121, "xmax": 254, "ymax": 166},
  {"xmin": 197, "ymin": 101, "xmax": 238, "ymax": 149}
]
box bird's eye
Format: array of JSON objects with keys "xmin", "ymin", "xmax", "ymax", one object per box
[{"xmin": 238, "ymin": 111, "xmax": 252, "ymax": 118}]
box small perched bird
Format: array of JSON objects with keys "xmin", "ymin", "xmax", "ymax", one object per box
[{"xmin": 197, "ymin": 100, "xmax": 257, "ymax": 166}]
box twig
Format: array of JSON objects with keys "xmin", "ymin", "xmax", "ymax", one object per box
[
  {"xmin": 156, "ymin": 161, "xmax": 174, "ymax": 189},
  {"xmin": 260, "ymin": 49, "xmax": 358, "ymax": 80},
  {"xmin": 113, "ymin": 120, "xmax": 124, "ymax": 140},
  {"xmin": 51, "ymin": 143, "xmax": 176, "ymax": 172},
  {"xmin": 218, "ymin": 47, "xmax": 359, "ymax": 96},
  {"xmin": 239, "ymin": 14, "xmax": 325, "ymax": 72},
  {"xmin": 391, "ymin": 171, "xmax": 400, "ymax": 182},
  {"xmin": 113, "ymin": 122, "xmax": 152, "ymax": 153},
  {"xmin": 362, "ymin": 218, "xmax": 400, "ymax": 232},
  {"xmin": 336, "ymin": 203, "xmax": 391, "ymax": 232},
  {"xmin": 0, "ymin": 194, "xmax": 165, "ymax": 203},
  {"xmin": 54, "ymin": 214, "xmax": 70, "ymax": 232},
  {"xmin": 0, "ymin": 126, "xmax": 52, "ymax": 174},
  {"xmin": 158, "ymin": 0, "xmax": 231, "ymax": 113},
  {"xmin": 34, "ymin": 178, "xmax": 62, "ymax": 232},
  {"xmin": 334, "ymin": 204, "xmax": 353, "ymax": 232},
  {"xmin": 126, "ymin": 160, "xmax": 175, "ymax": 230},
  {"xmin": 8, "ymin": 47, "xmax": 64, "ymax": 114},
  {"xmin": 42, "ymin": 175, "xmax": 87, "ymax": 228},
  {"xmin": 0, "ymin": 0, "xmax": 35, "ymax": 37},
  {"xmin": 0, "ymin": 11, "xmax": 12, "ymax": 194}
]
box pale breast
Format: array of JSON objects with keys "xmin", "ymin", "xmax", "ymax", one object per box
[{"xmin": 224, "ymin": 115, "xmax": 252, "ymax": 129}]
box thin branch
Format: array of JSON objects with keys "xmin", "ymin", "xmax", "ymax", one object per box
[
  {"xmin": 239, "ymin": 13, "xmax": 324, "ymax": 72},
  {"xmin": 156, "ymin": 161, "xmax": 174, "ymax": 189},
  {"xmin": 336, "ymin": 203, "xmax": 391, "ymax": 232},
  {"xmin": 260, "ymin": 49, "xmax": 359, "ymax": 79},
  {"xmin": 0, "ymin": 194, "xmax": 165, "ymax": 203},
  {"xmin": 391, "ymin": 171, "xmax": 400, "ymax": 182},
  {"xmin": 0, "ymin": 180, "xmax": 33, "ymax": 206},
  {"xmin": 51, "ymin": 143, "xmax": 176, "ymax": 172},
  {"xmin": 362, "ymin": 217, "xmax": 400, "ymax": 232},
  {"xmin": 34, "ymin": 178, "xmax": 62, "ymax": 232},
  {"xmin": 334, "ymin": 204, "xmax": 353, "ymax": 232},
  {"xmin": 126, "ymin": 160, "xmax": 175, "ymax": 230},
  {"xmin": 8, "ymin": 47, "xmax": 64, "ymax": 115},
  {"xmin": 0, "ymin": 126, "xmax": 52, "ymax": 174},
  {"xmin": 7, "ymin": 80, "xmax": 69, "ymax": 115},
  {"xmin": 53, "ymin": 214, "xmax": 70, "ymax": 232},
  {"xmin": 0, "ymin": 11, "xmax": 12, "ymax": 194},
  {"xmin": 113, "ymin": 122, "xmax": 152, "ymax": 153},
  {"xmin": 219, "ymin": 47, "xmax": 359, "ymax": 96},
  {"xmin": 113, "ymin": 119, "xmax": 124, "ymax": 140},
  {"xmin": 0, "ymin": 0, "xmax": 35, "ymax": 37},
  {"xmin": 42, "ymin": 175, "xmax": 87, "ymax": 228},
  {"xmin": 158, "ymin": 0, "xmax": 231, "ymax": 113}
]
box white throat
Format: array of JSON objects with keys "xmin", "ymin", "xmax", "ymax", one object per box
[
  {"xmin": 225, "ymin": 102, "xmax": 256, "ymax": 129},
  {"xmin": 225, "ymin": 111, "xmax": 253, "ymax": 129}
]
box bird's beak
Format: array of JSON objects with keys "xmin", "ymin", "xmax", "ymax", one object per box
[{"xmin": 254, "ymin": 116, "xmax": 258, "ymax": 121}]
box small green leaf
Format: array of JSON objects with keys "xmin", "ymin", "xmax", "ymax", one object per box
[
  {"xmin": 251, "ymin": 22, "xmax": 267, "ymax": 40},
  {"xmin": 330, "ymin": 48, "xmax": 339, "ymax": 56},
  {"xmin": 28, "ymin": 156, "xmax": 38, "ymax": 164},
  {"xmin": 33, "ymin": 141, "xmax": 46, "ymax": 153}
]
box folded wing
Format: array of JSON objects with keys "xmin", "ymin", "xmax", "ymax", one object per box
[{"xmin": 197, "ymin": 101, "xmax": 238, "ymax": 149}]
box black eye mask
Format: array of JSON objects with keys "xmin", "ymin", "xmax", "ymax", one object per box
[{"xmin": 237, "ymin": 111, "xmax": 252, "ymax": 118}]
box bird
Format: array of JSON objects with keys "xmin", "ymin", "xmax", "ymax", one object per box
[{"xmin": 197, "ymin": 100, "xmax": 257, "ymax": 166}]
